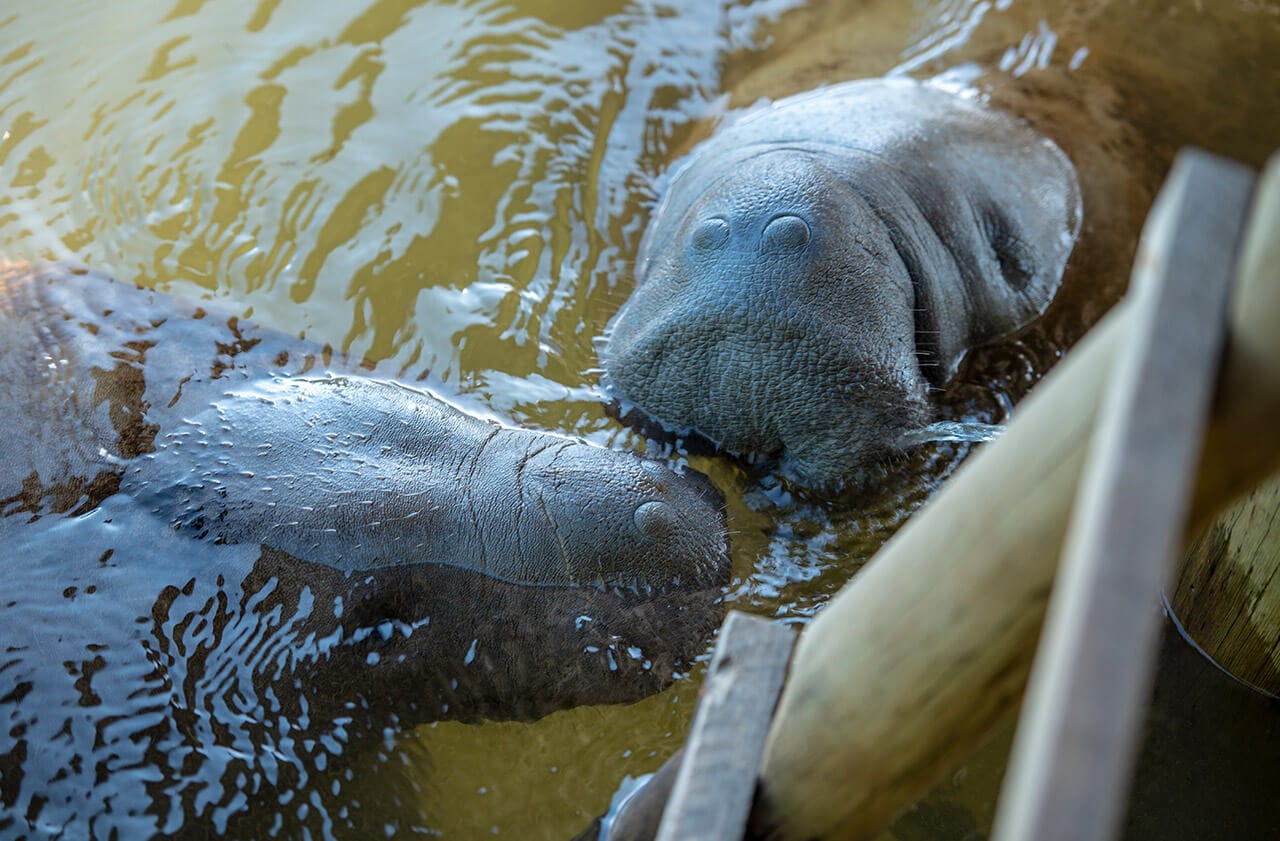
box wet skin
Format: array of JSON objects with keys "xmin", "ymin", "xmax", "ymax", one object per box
[
  {"xmin": 602, "ymin": 79, "xmax": 1082, "ymax": 489},
  {"xmin": 0, "ymin": 260, "xmax": 729, "ymax": 839}
]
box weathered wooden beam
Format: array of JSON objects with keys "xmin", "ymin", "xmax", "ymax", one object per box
[
  {"xmin": 586, "ymin": 749, "xmax": 685, "ymax": 841},
  {"xmin": 572, "ymin": 613, "xmax": 794, "ymax": 841},
  {"xmin": 990, "ymin": 150, "xmax": 1254, "ymax": 841},
  {"xmin": 750, "ymin": 148, "xmax": 1280, "ymax": 841},
  {"xmin": 1172, "ymin": 476, "xmax": 1280, "ymax": 697},
  {"xmin": 1188, "ymin": 152, "xmax": 1280, "ymax": 524},
  {"xmin": 650, "ymin": 611, "xmax": 795, "ymax": 841},
  {"xmin": 1168, "ymin": 152, "xmax": 1280, "ymax": 700}
]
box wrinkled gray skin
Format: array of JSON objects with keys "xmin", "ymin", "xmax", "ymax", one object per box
[
  {"xmin": 1, "ymin": 261, "xmax": 726, "ymax": 595},
  {"xmin": 603, "ymin": 79, "xmax": 1081, "ymax": 488}
]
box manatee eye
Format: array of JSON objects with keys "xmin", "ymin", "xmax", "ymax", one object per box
[
  {"xmin": 992, "ymin": 231, "xmax": 1037, "ymax": 292},
  {"xmin": 690, "ymin": 217, "xmax": 730, "ymax": 251},
  {"xmin": 981, "ymin": 209, "xmax": 1037, "ymax": 292},
  {"xmin": 633, "ymin": 500, "xmax": 678, "ymax": 541},
  {"xmin": 762, "ymin": 214, "xmax": 811, "ymax": 252}
]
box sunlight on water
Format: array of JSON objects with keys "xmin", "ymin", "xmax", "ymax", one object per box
[{"xmin": 900, "ymin": 420, "xmax": 1006, "ymax": 447}]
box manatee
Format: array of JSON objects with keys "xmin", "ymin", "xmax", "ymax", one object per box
[
  {"xmin": 601, "ymin": 79, "xmax": 1081, "ymax": 488},
  {"xmin": 0, "ymin": 260, "xmax": 728, "ymax": 839}
]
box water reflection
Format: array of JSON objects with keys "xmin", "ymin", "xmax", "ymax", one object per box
[
  {"xmin": 1, "ymin": 0, "xmax": 802, "ymax": 391},
  {"xmin": 1, "ymin": 2, "xmax": 800, "ymax": 838}
]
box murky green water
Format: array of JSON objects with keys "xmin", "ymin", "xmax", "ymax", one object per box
[{"xmin": 2, "ymin": 1, "xmax": 1278, "ymax": 838}]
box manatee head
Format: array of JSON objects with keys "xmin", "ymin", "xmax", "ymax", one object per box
[
  {"xmin": 602, "ymin": 79, "xmax": 1081, "ymax": 489},
  {"xmin": 605, "ymin": 151, "xmax": 928, "ymax": 486},
  {"xmin": 125, "ymin": 375, "xmax": 728, "ymax": 593},
  {"xmin": 511, "ymin": 435, "xmax": 729, "ymax": 592}
]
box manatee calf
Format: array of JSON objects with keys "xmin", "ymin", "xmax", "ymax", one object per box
[
  {"xmin": 602, "ymin": 79, "xmax": 1081, "ymax": 488},
  {"xmin": 1, "ymin": 262, "xmax": 726, "ymax": 596},
  {"xmin": 0, "ymin": 260, "xmax": 728, "ymax": 839}
]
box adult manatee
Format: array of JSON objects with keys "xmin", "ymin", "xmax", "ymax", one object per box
[
  {"xmin": 0, "ymin": 260, "xmax": 728, "ymax": 839},
  {"xmin": 602, "ymin": 79, "xmax": 1081, "ymax": 488}
]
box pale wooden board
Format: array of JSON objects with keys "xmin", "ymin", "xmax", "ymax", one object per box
[
  {"xmin": 597, "ymin": 749, "xmax": 683, "ymax": 841},
  {"xmin": 654, "ymin": 611, "xmax": 795, "ymax": 841},
  {"xmin": 992, "ymin": 149, "xmax": 1257, "ymax": 841},
  {"xmin": 1173, "ymin": 151, "xmax": 1280, "ymax": 697}
]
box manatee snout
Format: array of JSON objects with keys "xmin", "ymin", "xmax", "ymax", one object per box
[
  {"xmin": 604, "ymin": 149, "xmax": 932, "ymax": 487},
  {"xmin": 606, "ymin": 305, "xmax": 931, "ymax": 487},
  {"xmin": 516, "ymin": 435, "xmax": 729, "ymax": 592},
  {"xmin": 602, "ymin": 79, "xmax": 1081, "ymax": 489}
]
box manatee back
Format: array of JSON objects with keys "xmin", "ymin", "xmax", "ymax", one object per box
[{"xmin": 0, "ymin": 260, "xmax": 320, "ymax": 523}]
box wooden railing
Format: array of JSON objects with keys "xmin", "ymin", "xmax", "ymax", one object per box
[{"xmin": 580, "ymin": 147, "xmax": 1280, "ymax": 841}]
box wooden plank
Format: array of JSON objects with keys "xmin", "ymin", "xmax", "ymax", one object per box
[
  {"xmin": 991, "ymin": 150, "xmax": 1256, "ymax": 841},
  {"xmin": 755, "ymin": 287, "xmax": 1124, "ymax": 841},
  {"xmin": 753, "ymin": 149, "xmax": 1280, "ymax": 841},
  {"xmin": 654, "ymin": 611, "xmax": 795, "ymax": 841},
  {"xmin": 1190, "ymin": 151, "xmax": 1280, "ymax": 522},
  {"xmin": 594, "ymin": 749, "xmax": 684, "ymax": 841},
  {"xmin": 1173, "ymin": 475, "xmax": 1280, "ymax": 697},
  {"xmin": 1170, "ymin": 151, "xmax": 1280, "ymax": 698},
  {"xmin": 573, "ymin": 749, "xmax": 684, "ymax": 841}
]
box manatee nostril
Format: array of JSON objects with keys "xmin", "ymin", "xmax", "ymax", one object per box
[
  {"xmin": 634, "ymin": 500, "xmax": 678, "ymax": 541},
  {"xmin": 762, "ymin": 214, "xmax": 811, "ymax": 252},
  {"xmin": 690, "ymin": 217, "xmax": 730, "ymax": 251}
]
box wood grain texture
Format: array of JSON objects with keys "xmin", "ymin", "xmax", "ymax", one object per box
[
  {"xmin": 655, "ymin": 611, "xmax": 795, "ymax": 841},
  {"xmin": 753, "ymin": 149, "xmax": 1280, "ymax": 841},
  {"xmin": 1173, "ymin": 476, "xmax": 1280, "ymax": 696},
  {"xmin": 991, "ymin": 149, "xmax": 1255, "ymax": 841}
]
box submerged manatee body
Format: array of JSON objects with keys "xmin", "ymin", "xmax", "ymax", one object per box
[
  {"xmin": 602, "ymin": 79, "xmax": 1081, "ymax": 488},
  {"xmin": 0, "ymin": 260, "xmax": 728, "ymax": 838}
]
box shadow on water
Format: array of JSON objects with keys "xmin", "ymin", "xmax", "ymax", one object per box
[{"xmin": 0, "ymin": 497, "xmax": 722, "ymax": 838}]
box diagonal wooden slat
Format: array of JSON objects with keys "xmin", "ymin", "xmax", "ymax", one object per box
[
  {"xmin": 991, "ymin": 149, "xmax": 1256, "ymax": 841},
  {"xmin": 753, "ymin": 149, "xmax": 1280, "ymax": 841},
  {"xmin": 653, "ymin": 611, "xmax": 795, "ymax": 841}
]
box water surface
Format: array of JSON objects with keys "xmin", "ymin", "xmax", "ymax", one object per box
[{"xmin": 2, "ymin": 1, "xmax": 1278, "ymax": 838}]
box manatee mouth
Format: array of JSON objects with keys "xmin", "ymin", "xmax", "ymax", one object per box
[
  {"xmin": 603, "ymin": 377, "xmax": 921, "ymax": 492},
  {"xmin": 667, "ymin": 459, "xmax": 730, "ymax": 516},
  {"xmin": 600, "ymin": 390, "xmax": 725, "ymax": 462},
  {"xmin": 774, "ymin": 399, "xmax": 931, "ymax": 492},
  {"xmin": 601, "ymin": 313, "xmax": 932, "ymax": 491}
]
